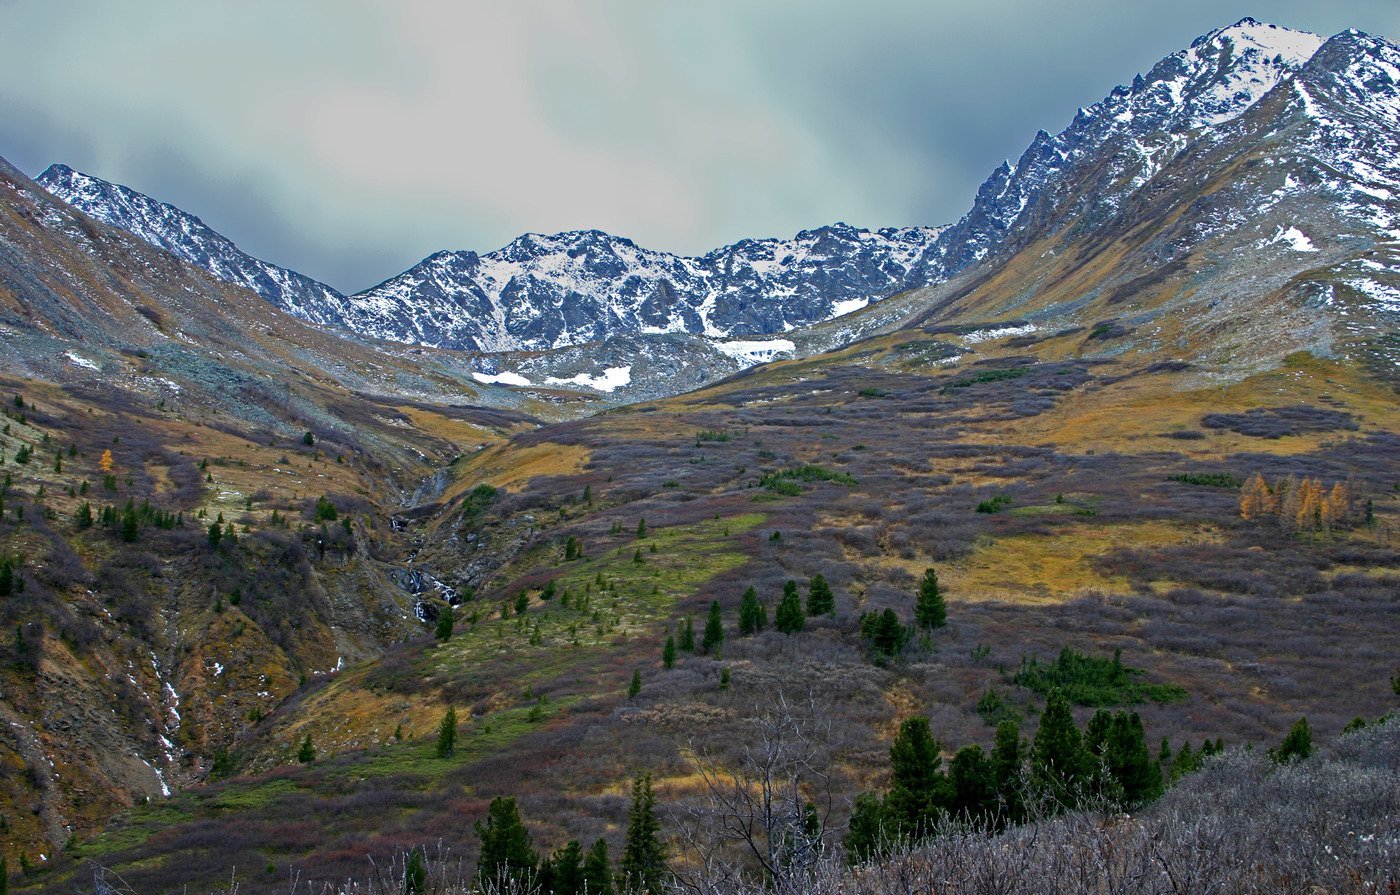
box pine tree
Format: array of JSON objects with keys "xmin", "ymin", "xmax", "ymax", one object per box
[
  {"xmin": 297, "ymin": 733, "xmax": 316, "ymax": 764},
  {"xmin": 515, "ymin": 590, "xmax": 529, "ymax": 615},
  {"xmin": 884, "ymin": 716, "xmax": 951, "ymax": 838},
  {"xmin": 0, "ymin": 560, "xmax": 10, "ymax": 598},
  {"xmin": 865, "ymin": 609, "xmax": 907, "ymax": 657},
  {"xmin": 701, "ymin": 600, "xmax": 724, "ymax": 654},
  {"xmin": 774, "ymin": 581, "xmax": 805, "ymax": 634},
  {"xmin": 915, "ymin": 568, "xmax": 946, "ymax": 629},
  {"xmin": 582, "ymin": 483, "xmax": 593, "ymax": 504},
  {"xmin": 738, "ymin": 586, "xmax": 765, "ymax": 635},
  {"xmin": 661, "ymin": 635, "xmax": 676, "ymax": 669},
  {"xmin": 679, "ymin": 617, "xmax": 695, "ymax": 652},
  {"xmin": 435, "ymin": 607, "xmax": 455, "ymax": 642},
  {"xmin": 404, "ymin": 846, "xmax": 426, "ymax": 895},
  {"xmin": 629, "ymin": 669, "xmax": 642, "ymax": 698},
  {"xmin": 1271, "ymin": 717, "xmax": 1313, "ymax": 764},
  {"xmin": 582, "ymin": 838, "xmax": 614, "ymax": 895},
  {"xmin": 74, "ymin": 501, "xmax": 93, "ymax": 529},
  {"xmin": 476, "ymin": 797, "xmax": 538, "ymax": 889},
  {"xmin": 620, "ymin": 772, "xmax": 668, "ymax": 895},
  {"xmin": 1105, "ymin": 711, "xmax": 1161, "ymax": 805},
  {"xmin": 436, "ymin": 707, "xmax": 457, "ymax": 758},
  {"xmin": 207, "ymin": 522, "xmax": 223, "ymax": 547},
  {"xmin": 949, "ymin": 744, "xmax": 996, "ymax": 821},
  {"xmin": 636, "ymin": 518, "xmax": 647, "ymax": 539},
  {"xmin": 1031, "ymin": 690, "xmax": 1091, "ymax": 804},
  {"xmin": 806, "ymin": 574, "xmax": 835, "ymax": 616}
]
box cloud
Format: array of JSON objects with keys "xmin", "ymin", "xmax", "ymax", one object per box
[{"xmin": 1, "ymin": 0, "xmax": 1397, "ymax": 291}]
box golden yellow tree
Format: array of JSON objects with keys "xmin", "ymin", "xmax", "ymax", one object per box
[
  {"xmin": 1239, "ymin": 473, "xmax": 1271, "ymax": 520},
  {"xmin": 99, "ymin": 449, "xmax": 114, "ymax": 473},
  {"xmin": 1295, "ymin": 477, "xmax": 1325, "ymax": 530},
  {"xmin": 1322, "ymin": 481, "xmax": 1352, "ymax": 528}
]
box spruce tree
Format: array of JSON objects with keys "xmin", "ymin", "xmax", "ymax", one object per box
[
  {"xmin": 738, "ymin": 586, "xmax": 765, "ymax": 635},
  {"xmin": 842, "ymin": 792, "xmax": 888, "ymax": 865},
  {"xmin": 435, "ymin": 608, "xmax": 455, "ymax": 642},
  {"xmin": 476, "ymin": 797, "xmax": 538, "ymax": 889},
  {"xmin": 679, "ymin": 617, "xmax": 695, "ymax": 652},
  {"xmin": 701, "ymin": 600, "xmax": 724, "ymax": 654},
  {"xmin": 636, "ymin": 518, "xmax": 647, "ymax": 539},
  {"xmin": 661, "ymin": 635, "xmax": 676, "ymax": 669},
  {"xmin": 1271, "ymin": 717, "xmax": 1313, "ymax": 764},
  {"xmin": 620, "ymin": 773, "xmax": 668, "ymax": 895},
  {"xmin": 806, "ymin": 574, "xmax": 835, "ymax": 616},
  {"xmin": 629, "ymin": 669, "xmax": 642, "ymax": 698},
  {"xmin": 297, "ymin": 733, "xmax": 315, "ymax": 764},
  {"xmin": 884, "ymin": 716, "xmax": 952, "ymax": 838},
  {"xmin": 1106, "ymin": 711, "xmax": 1161, "ymax": 805},
  {"xmin": 990, "ymin": 719, "xmax": 1025, "ymax": 824},
  {"xmin": 949, "ymin": 744, "xmax": 996, "ymax": 821},
  {"xmin": 404, "ymin": 846, "xmax": 426, "ymax": 895},
  {"xmin": 436, "ymin": 707, "xmax": 457, "ymax": 758},
  {"xmin": 582, "ymin": 838, "xmax": 614, "ymax": 895},
  {"xmin": 915, "ymin": 568, "xmax": 946, "ymax": 629},
  {"xmin": 551, "ymin": 840, "xmax": 585, "ymax": 895},
  {"xmin": 774, "ymin": 581, "xmax": 805, "ymax": 634},
  {"xmin": 1031, "ymin": 690, "xmax": 1091, "ymax": 804}
]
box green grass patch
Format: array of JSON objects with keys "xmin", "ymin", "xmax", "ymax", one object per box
[
  {"xmin": 64, "ymin": 803, "xmax": 196, "ymax": 860},
  {"xmin": 1170, "ymin": 473, "xmax": 1244, "ymax": 488},
  {"xmin": 943, "ymin": 367, "xmax": 1029, "ymax": 390},
  {"xmin": 1011, "ymin": 648, "xmax": 1187, "ymax": 706},
  {"xmin": 758, "ymin": 464, "xmax": 856, "ymax": 497}
]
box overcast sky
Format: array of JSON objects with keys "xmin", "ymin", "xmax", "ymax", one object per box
[{"xmin": 2, "ymin": 1, "xmax": 1397, "ymax": 293}]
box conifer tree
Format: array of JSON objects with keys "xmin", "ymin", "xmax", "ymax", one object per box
[
  {"xmin": 701, "ymin": 600, "xmax": 724, "ymax": 654},
  {"xmin": 636, "ymin": 518, "xmax": 647, "ymax": 539},
  {"xmin": 738, "ymin": 586, "xmax": 765, "ymax": 635},
  {"xmin": 1106, "ymin": 711, "xmax": 1160, "ymax": 805},
  {"xmin": 435, "ymin": 607, "xmax": 455, "ymax": 642},
  {"xmin": 884, "ymin": 716, "xmax": 951, "ymax": 838},
  {"xmin": 990, "ymin": 719, "xmax": 1025, "ymax": 823},
  {"xmin": 679, "ymin": 617, "xmax": 695, "ymax": 652},
  {"xmin": 404, "ymin": 846, "xmax": 426, "ymax": 895},
  {"xmin": 583, "ymin": 483, "xmax": 593, "ymax": 504},
  {"xmin": 661, "ymin": 635, "xmax": 676, "ymax": 669},
  {"xmin": 436, "ymin": 707, "xmax": 457, "ymax": 758},
  {"xmin": 629, "ymin": 669, "xmax": 642, "ymax": 698},
  {"xmin": 297, "ymin": 733, "xmax": 316, "ymax": 764},
  {"xmin": 949, "ymin": 744, "xmax": 996, "ymax": 821},
  {"xmin": 774, "ymin": 581, "xmax": 805, "ymax": 634},
  {"xmin": 843, "ymin": 792, "xmax": 888, "ymax": 865},
  {"xmin": 207, "ymin": 522, "xmax": 223, "ymax": 548},
  {"xmin": 1031, "ymin": 690, "xmax": 1091, "ymax": 803},
  {"xmin": 620, "ymin": 773, "xmax": 668, "ymax": 895},
  {"xmin": 476, "ymin": 797, "xmax": 538, "ymax": 889},
  {"xmin": 915, "ymin": 568, "xmax": 946, "ymax": 629},
  {"xmin": 806, "ymin": 573, "xmax": 835, "ymax": 616},
  {"xmin": 582, "ymin": 838, "xmax": 614, "ymax": 895},
  {"xmin": 550, "ymin": 840, "xmax": 585, "ymax": 895},
  {"xmin": 1271, "ymin": 717, "xmax": 1313, "ymax": 764},
  {"xmin": 515, "ymin": 590, "xmax": 529, "ymax": 615},
  {"xmin": 74, "ymin": 501, "xmax": 93, "ymax": 529}
]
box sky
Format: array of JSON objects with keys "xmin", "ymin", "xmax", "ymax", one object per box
[{"xmin": 2, "ymin": 1, "xmax": 1398, "ymax": 293}]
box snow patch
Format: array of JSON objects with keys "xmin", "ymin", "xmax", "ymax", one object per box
[
  {"xmin": 65, "ymin": 352, "xmax": 100, "ymax": 371},
  {"xmin": 829, "ymin": 297, "xmax": 870, "ymax": 318},
  {"xmin": 544, "ymin": 366, "xmax": 633, "ymax": 392},
  {"xmin": 471, "ymin": 370, "xmax": 532, "ymax": 387},
  {"xmin": 1266, "ymin": 226, "xmax": 1318, "ymax": 252},
  {"xmin": 713, "ymin": 339, "xmax": 797, "ymax": 365},
  {"xmin": 961, "ymin": 324, "xmax": 1036, "ymax": 344}
]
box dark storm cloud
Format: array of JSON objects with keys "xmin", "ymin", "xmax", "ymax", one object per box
[{"xmin": 1, "ymin": 1, "xmax": 1396, "ymax": 292}]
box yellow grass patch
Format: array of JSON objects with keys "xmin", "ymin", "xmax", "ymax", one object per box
[{"xmin": 448, "ymin": 441, "xmax": 590, "ymax": 496}]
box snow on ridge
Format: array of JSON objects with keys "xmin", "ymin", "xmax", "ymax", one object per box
[
  {"xmin": 830, "ymin": 297, "xmax": 871, "ymax": 318},
  {"xmin": 1266, "ymin": 226, "xmax": 1318, "ymax": 252},
  {"xmin": 714, "ymin": 338, "xmax": 796, "ymax": 365},
  {"xmin": 470, "ymin": 370, "xmax": 532, "ymax": 387}
]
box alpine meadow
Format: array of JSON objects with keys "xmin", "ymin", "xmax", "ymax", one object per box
[{"xmin": 1, "ymin": 10, "xmax": 1398, "ymax": 895}]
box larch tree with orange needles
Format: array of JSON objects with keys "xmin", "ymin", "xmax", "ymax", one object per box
[{"xmin": 99, "ymin": 449, "xmax": 114, "ymax": 473}]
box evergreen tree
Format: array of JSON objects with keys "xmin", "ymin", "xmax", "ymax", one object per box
[
  {"xmin": 774, "ymin": 581, "xmax": 805, "ymax": 634},
  {"xmin": 514, "ymin": 590, "xmax": 529, "ymax": 615},
  {"xmin": 629, "ymin": 669, "xmax": 642, "ymax": 698},
  {"xmin": 582, "ymin": 838, "xmax": 614, "ymax": 895},
  {"xmin": 120, "ymin": 507, "xmax": 140, "ymax": 543},
  {"xmin": 679, "ymin": 617, "xmax": 695, "ymax": 653},
  {"xmin": 0, "ymin": 560, "xmax": 12, "ymax": 598},
  {"xmin": 806, "ymin": 573, "xmax": 835, "ymax": 616},
  {"xmin": 551, "ymin": 840, "xmax": 585, "ymax": 895},
  {"xmin": 403, "ymin": 846, "xmax": 426, "ymax": 895},
  {"xmin": 864, "ymin": 609, "xmax": 907, "ymax": 657},
  {"xmin": 434, "ymin": 608, "xmax": 455, "ymax": 642},
  {"xmin": 1106, "ymin": 711, "xmax": 1161, "ymax": 805},
  {"xmin": 437, "ymin": 707, "xmax": 457, "ymax": 758},
  {"xmin": 1031, "ymin": 690, "xmax": 1091, "ymax": 804},
  {"xmin": 915, "ymin": 567, "xmax": 946, "ymax": 629},
  {"xmin": 620, "ymin": 773, "xmax": 668, "ymax": 895},
  {"xmin": 297, "ymin": 733, "xmax": 316, "ymax": 764},
  {"xmin": 582, "ymin": 483, "xmax": 593, "ymax": 504},
  {"xmin": 476, "ymin": 797, "xmax": 538, "ymax": 889},
  {"xmin": 74, "ymin": 501, "xmax": 93, "ymax": 529},
  {"xmin": 1, "ymin": 855, "xmax": 7, "ymax": 895},
  {"xmin": 990, "ymin": 719, "xmax": 1025, "ymax": 824},
  {"xmin": 661, "ymin": 635, "xmax": 676, "ymax": 669},
  {"xmin": 949, "ymin": 744, "xmax": 996, "ymax": 821},
  {"xmin": 738, "ymin": 586, "xmax": 765, "ymax": 635},
  {"xmin": 207, "ymin": 522, "xmax": 223, "ymax": 548},
  {"xmin": 636, "ymin": 518, "xmax": 647, "ymax": 539},
  {"xmin": 843, "ymin": 792, "xmax": 888, "ymax": 865},
  {"xmin": 884, "ymin": 716, "xmax": 952, "ymax": 838},
  {"xmin": 1271, "ymin": 717, "xmax": 1314, "ymax": 764},
  {"xmin": 701, "ymin": 600, "xmax": 724, "ymax": 654}
]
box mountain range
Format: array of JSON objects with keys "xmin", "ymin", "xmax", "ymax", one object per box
[{"xmin": 2, "ymin": 16, "xmax": 1399, "ymax": 893}]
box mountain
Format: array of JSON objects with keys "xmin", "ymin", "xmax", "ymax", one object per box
[
  {"xmin": 39, "ymin": 164, "xmax": 945, "ymax": 352},
  {"xmin": 35, "ymin": 163, "xmax": 355, "ymax": 326}
]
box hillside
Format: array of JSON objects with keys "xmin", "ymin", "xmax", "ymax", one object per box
[{"xmin": 2, "ymin": 16, "xmax": 1399, "ymax": 895}]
